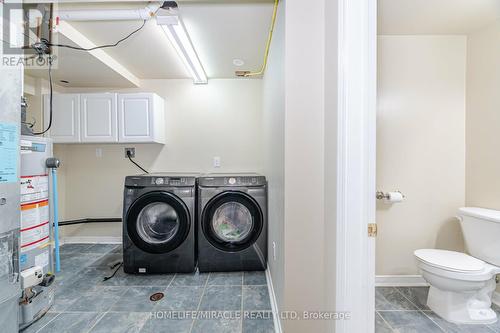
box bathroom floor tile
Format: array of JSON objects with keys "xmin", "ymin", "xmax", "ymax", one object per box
[
  {"xmin": 375, "ymin": 311, "xmax": 393, "ymax": 333},
  {"xmin": 487, "ymin": 304, "xmax": 500, "ymax": 332},
  {"xmin": 379, "ymin": 310, "xmax": 443, "ymax": 333},
  {"xmin": 376, "ymin": 287, "xmax": 418, "ymax": 311},
  {"xmin": 396, "ymin": 286, "xmax": 431, "ymax": 310},
  {"xmin": 423, "ymin": 310, "xmax": 495, "ymax": 333}
]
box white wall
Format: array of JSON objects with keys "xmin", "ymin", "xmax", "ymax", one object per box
[
  {"xmin": 262, "ymin": 0, "xmax": 285, "ymax": 316},
  {"xmin": 377, "ymin": 36, "xmax": 466, "ymax": 275},
  {"xmin": 29, "ymin": 79, "xmax": 263, "ymax": 241},
  {"xmin": 465, "ymin": 20, "xmax": 500, "ymax": 292}
]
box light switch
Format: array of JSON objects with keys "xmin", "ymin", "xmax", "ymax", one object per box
[
  {"xmin": 95, "ymin": 148, "xmax": 103, "ymax": 158},
  {"xmin": 213, "ymin": 156, "xmax": 221, "ymax": 168}
]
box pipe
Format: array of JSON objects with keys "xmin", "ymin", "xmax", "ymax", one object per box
[
  {"xmin": 236, "ymin": 0, "xmax": 279, "ymax": 78},
  {"xmin": 51, "ymin": 168, "xmax": 60, "ymax": 272},
  {"xmin": 56, "ymin": 3, "xmax": 160, "ymax": 22}
]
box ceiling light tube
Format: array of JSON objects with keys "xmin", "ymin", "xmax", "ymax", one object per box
[{"xmin": 157, "ymin": 16, "xmax": 207, "ymax": 84}]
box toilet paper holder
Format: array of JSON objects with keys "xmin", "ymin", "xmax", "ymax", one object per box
[{"xmin": 376, "ymin": 190, "xmax": 405, "ymax": 201}]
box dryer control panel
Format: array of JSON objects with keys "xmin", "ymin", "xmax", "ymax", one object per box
[{"xmin": 198, "ymin": 174, "xmax": 266, "ymax": 187}]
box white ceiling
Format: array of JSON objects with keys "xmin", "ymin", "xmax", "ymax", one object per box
[
  {"xmin": 379, "ymin": 0, "xmax": 500, "ymax": 35},
  {"xmin": 25, "ymin": 34, "xmax": 137, "ymax": 87},
  {"xmin": 26, "ymin": 1, "xmax": 274, "ymax": 87}
]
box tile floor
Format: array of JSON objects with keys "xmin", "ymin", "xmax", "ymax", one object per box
[
  {"xmin": 376, "ymin": 286, "xmax": 500, "ymax": 333},
  {"xmin": 22, "ymin": 243, "xmax": 274, "ymax": 333}
]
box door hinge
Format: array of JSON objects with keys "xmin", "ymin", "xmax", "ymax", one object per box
[{"xmin": 368, "ymin": 223, "xmax": 377, "ymax": 237}]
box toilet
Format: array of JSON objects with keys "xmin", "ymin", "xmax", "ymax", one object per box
[{"xmin": 415, "ymin": 207, "xmax": 500, "ymax": 325}]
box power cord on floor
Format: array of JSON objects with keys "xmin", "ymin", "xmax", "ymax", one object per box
[
  {"xmin": 103, "ymin": 262, "xmax": 123, "ymax": 282},
  {"xmin": 126, "ymin": 150, "xmax": 149, "ymax": 174}
]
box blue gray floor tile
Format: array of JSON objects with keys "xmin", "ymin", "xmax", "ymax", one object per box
[
  {"xmin": 192, "ymin": 318, "xmax": 241, "ymax": 333},
  {"xmin": 199, "ymin": 285, "xmax": 242, "ymax": 311},
  {"xmin": 243, "ymin": 271, "xmax": 267, "ymax": 285},
  {"xmin": 243, "ymin": 286, "xmax": 271, "ymax": 310},
  {"xmin": 140, "ymin": 317, "xmax": 193, "ymax": 333},
  {"xmin": 27, "ymin": 243, "xmax": 276, "ymax": 333},
  {"xmin": 208, "ymin": 272, "xmax": 243, "ymax": 286},
  {"xmin": 379, "ymin": 310, "xmax": 443, "ymax": 332},
  {"xmin": 242, "ymin": 311, "xmax": 274, "ymax": 333},
  {"xmin": 37, "ymin": 312, "xmax": 103, "ymax": 333},
  {"xmin": 89, "ymin": 312, "xmax": 150, "ymax": 333},
  {"xmin": 376, "ymin": 287, "xmax": 418, "ymax": 311}
]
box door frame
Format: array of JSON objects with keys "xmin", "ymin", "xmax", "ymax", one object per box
[{"xmin": 334, "ymin": 0, "xmax": 377, "ymax": 332}]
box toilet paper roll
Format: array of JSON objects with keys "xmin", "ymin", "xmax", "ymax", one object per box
[{"xmin": 384, "ymin": 191, "xmax": 404, "ymax": 203}]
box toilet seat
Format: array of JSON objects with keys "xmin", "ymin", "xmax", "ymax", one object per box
[
  {"xmin": 415, "ymin": 249, "xmax": 500, "ymax": 281},
  {"xmin": 415, "ymin": 249, "xmax": 485, "ymax": 273}
]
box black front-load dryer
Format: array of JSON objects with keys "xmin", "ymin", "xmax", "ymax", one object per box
[
  {"xmin": 197, "ymin": 174, "xmax": 267, "ymax": 272},
  {"xmin": 123, "ymin": 174, "xmax": 197, "ymax": 274}
]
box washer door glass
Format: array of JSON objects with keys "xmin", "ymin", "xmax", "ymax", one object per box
[
  {"xmin": 211, "ymin": 202, "xmax": 253, "ymax": 242},
  {"xmin": 136, "ymin": 202, "xmax": 180, "ymax": 244}
]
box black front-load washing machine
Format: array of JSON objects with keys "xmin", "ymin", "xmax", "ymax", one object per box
[
  {"xmin": 197, "ymin": 174, "xmax": 267, "ymax": 272},
  {"xmin": 123, "ymin": 174, "xmax": 197, "ymax": 274}
]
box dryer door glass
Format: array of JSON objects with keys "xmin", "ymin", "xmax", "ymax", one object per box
[
  {"xmin": 136, "ymin": 202, "xmax": 180, "ymax": 244},
  {"xmin": 212, "ymin": 202, "xmax": 253, "ymax": 242},
  {"xmin": 202, "ymin": 191, "xmax": 263, "ymax": 252}
]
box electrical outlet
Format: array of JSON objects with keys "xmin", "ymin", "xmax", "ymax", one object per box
[
  {"xmin": 125, "ymin": 147, "xmax": 135, "ymax": 158},
  {"xmin": 213, "ymin": 156, "xmax": 221, "ymax": 168},
  {"xmin": 272, "ymin": 241, "xmax": 277, "ymax": 261},
  {"xmin": 95, "ymin": 148, "xmax": 103, "ymax": 158}
]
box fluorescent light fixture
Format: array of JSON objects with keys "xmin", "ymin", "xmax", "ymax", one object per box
[{"xmin": 157, "ymin": 15, "xmax": 207, "ymax": 84}]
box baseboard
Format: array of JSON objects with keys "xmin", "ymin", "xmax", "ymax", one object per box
[
  {"xmin": 61, "ymin": 236, "xmax": 122, "ymax": 245},
  {"xmin": 493, "ymin": 292, "xmax": 500, "ymax": 307},
  {"xmin": 376, "ymin": 275, "xmax": 429, "ymax": 287},
  {"xmin": 265, "ymin": 268, "xmax": 283, "ymax": 333}
]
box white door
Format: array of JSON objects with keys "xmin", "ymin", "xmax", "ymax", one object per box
[
  {"xmin": 117, "ymin": 93, "xmax": 154, "ymax": 143},
  {"xmin": 80, "ymin": 93, "xmax": 118, "ymax": 143},
  {"xmin": 44, "ymin": 94, "xmax": 80, "ymax": 143}
]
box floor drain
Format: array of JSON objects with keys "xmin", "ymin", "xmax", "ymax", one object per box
[{"xmin": 150, "ymin": 292, "xmax": 164, "ymax": 302}]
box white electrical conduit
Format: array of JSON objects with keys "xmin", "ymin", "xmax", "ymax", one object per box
[{"xmin": 56, "ymin": 3, "xmax": 161, "ymax": 21}]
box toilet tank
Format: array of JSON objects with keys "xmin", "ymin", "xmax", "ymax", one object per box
[{"xmin": 458, "ymin": 207, "xmax": 500, "ymax": 267}]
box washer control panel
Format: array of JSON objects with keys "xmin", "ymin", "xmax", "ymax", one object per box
[{"xmin": 125, "ymin": 175, "xmax": 196, "ymax": 187}]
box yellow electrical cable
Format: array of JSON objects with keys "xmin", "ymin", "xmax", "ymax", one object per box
[{"xmin": 236, "ymin": 0, "xmax": 279, "ymax": 77}]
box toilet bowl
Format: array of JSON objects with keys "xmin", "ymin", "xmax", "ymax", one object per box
[{"xmin": 415, "ymin": 207, "xmax": 500, "ymax": 325}]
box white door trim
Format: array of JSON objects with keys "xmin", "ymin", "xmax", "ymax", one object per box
[{"xmin": 335, "ymin": 0, "xmax": 377, "ymax": 332}]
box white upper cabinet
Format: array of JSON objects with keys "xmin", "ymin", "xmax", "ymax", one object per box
[
  {"xmin": 117, "ymin": 93, "xmax": 165, "ymax": 144},
  {"xmin": 43, "ymin": 94, "xmax": 80, "ymax": 143},
  {"xmin": 80, "ymin": 93, "xmax": 117, "ymax": 143},
  {"xmin": 43, "ymin": 92, "xmax": 165, "ymax": 144}
]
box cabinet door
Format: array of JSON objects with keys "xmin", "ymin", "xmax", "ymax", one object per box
[
  {"xmin": 117, "ymin": 93, "xmax": 154, "ymax": 143},
  {"xmin": 80, "ymin": 93, "xmax": 117, "ymax": 142},
  {"xmin": 43, "ymin": 94, "xmax": 80, "ymax": 143}
]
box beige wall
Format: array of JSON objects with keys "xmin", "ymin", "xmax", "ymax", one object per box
[
  {"xmin": 376, "ymin": 36, "xmax": 466, "ymax": 275},
  {"xmin": 465, "ymin": 20, "xmax": 500, "ymax": 292},
  {"xmin": 466, "ymin": 20, "xmax": 500, "ymax": 209},
  {"xmin": 27, "ymin": 79, "xmax": 264, "ymax": 240}
]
